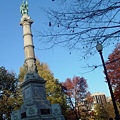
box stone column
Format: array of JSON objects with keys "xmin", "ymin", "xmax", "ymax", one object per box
[{"xmin": 20, "ymin": 14, "xmax": 37, "ymax": 73}]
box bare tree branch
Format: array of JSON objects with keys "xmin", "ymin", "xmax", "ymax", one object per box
[{"xmin": 36, "ymin": 0, "xmax": 120, "ymax": 59}]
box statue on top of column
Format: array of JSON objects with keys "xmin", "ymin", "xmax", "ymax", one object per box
[{"xmin": 20, "ymin": 0, "xmax": 28, "ymax": 16}]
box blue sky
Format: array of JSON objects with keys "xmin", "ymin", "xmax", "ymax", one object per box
[{"xmin": 0, "ymin": 0, "xmax": 118, "ymax": 97}]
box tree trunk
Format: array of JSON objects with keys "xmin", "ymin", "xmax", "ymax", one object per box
[{"xmin": 0, "ymin": 114, "xmax": 3, "ymax": 120}]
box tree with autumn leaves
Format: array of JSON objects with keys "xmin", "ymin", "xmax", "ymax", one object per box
[
  {"xmin": 61, "ymin": 76, "xmax": 88, "ymax": 106},
  {"xmin": 106, "ymin": 43, "xmax": 120, "ymax": 103},
  {"xmin": 61, "ymin": 76, "xmax": 90, "ymax": 120}
]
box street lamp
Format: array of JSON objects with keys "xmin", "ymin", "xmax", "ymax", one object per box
[{"xmin": 96, "ymin": 42, "xmax": 120, "ymax": 120}]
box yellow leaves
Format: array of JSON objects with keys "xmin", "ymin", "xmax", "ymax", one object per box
[{"xmin": 19, "ymin": 66, "xmax": 26, "ymax": 84}]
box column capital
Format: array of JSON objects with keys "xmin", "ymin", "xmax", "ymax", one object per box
[{"xmin": 20, "ymin": 14, "xmax": 33, "ymax": 26}]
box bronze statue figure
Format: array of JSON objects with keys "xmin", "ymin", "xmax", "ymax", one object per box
[{"xmin": 20, "ymin": 0, "xmax": 28, "ymax": 15}]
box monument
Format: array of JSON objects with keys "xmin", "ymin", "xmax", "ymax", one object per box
[{"xmin": 11, "ymin": 1, "xmax": 65, "ymax": 120}]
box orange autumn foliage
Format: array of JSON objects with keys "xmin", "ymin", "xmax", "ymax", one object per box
[{"xmin": 106, "ymin": 43, "xmax": 120, "ymax": 103}]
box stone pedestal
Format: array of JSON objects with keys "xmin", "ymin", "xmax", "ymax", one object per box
[{"xmin": 11, "ymin": 72, "xmax": 65, "ymax": 120}]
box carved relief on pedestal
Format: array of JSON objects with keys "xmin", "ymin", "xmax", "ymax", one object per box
[{"xmin": 26, "ymin": 105, "xmax": 38, "ymax": 117}]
